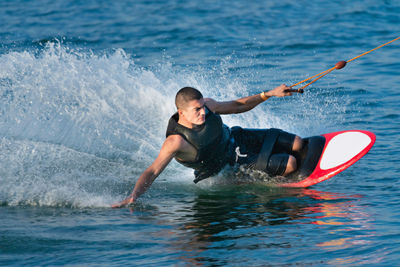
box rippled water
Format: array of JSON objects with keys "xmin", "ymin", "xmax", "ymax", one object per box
[{"xmin": 1, "ymin": 0, "xmax": 400, "ymax": 266}]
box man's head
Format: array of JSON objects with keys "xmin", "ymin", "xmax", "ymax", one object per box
[{"xmin": 175, "ymin": 87, "xmax": 206, "ymax": 126}]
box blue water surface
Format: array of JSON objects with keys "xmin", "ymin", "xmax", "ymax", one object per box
[{"xmin": 1, "ymin": 0, "xmax": 400, "ymax": 266}]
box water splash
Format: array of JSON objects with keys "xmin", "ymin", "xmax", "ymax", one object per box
[{"xmin": 0, "ymin": 42, "xmax": 348, "ymax": 207}]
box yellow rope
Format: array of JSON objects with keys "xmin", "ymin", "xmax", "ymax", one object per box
[{"xmin": 290, "ymin": 36, "xmax": 400, "ymax": 93}]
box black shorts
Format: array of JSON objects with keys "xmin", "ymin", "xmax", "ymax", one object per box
[{"xmin": 230, "ymin": 126, "xmax": 296, "ymax": 176}]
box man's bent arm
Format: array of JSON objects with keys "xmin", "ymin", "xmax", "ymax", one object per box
[
  {"xmin": 205, "ymin": 84, "xmax": 292, "ymax": 115},
  {"xmin": 111, "ymin": 135, "xmax": 182, "ymax": 208}
]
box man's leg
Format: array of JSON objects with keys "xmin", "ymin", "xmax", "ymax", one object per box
[
  {"xmin": 234, "ymin": 128, "xmax": 304, "ymax": 177},
  {"xmin": 292, "ymin": 136, "xmax": 304, "ymax": 152},
  {"xmin": 267, "ymin": 134, "xmax": 303, "ymax": 176},
  {"xmin": 283, "ymin": 155, "xmax": 297, "ymax": 176}
]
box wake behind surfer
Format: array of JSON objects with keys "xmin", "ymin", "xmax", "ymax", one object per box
[{"xmin": 112, "ymin": 85, "xmax": 303, "ymax": 208}]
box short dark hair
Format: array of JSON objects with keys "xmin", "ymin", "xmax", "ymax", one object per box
[{"xmin": 175, "ymin": 87, "xmax": 203, "ymax": 109}]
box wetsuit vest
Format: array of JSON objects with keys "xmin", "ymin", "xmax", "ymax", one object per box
[{"xmin": 166, "ymin": 106, "xmax": 234, "ymax": 183}]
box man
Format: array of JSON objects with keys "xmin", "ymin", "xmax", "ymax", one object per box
[{"xmin": 112, "ymin": 84, "xmax": 303, "ymax": 208}]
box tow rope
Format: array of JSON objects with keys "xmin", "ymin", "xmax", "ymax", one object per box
[{"xmin": 287, "ymin": 36, "xmax": 400, "ymax": 93}]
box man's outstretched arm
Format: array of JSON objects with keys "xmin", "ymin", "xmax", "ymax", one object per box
[
  {"xmin": 111, "ymin": 135, "xmax": 183, "ymax": 208},
  {"xmin": 204, "ymin": 84, "xmax": 292, "ymax": 115}
]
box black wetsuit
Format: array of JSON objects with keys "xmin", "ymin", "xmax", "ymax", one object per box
[{"xmin": 166, "ymin": 106, "xmax": 296, "ymax": 183}]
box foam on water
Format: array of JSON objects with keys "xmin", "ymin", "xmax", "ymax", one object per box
[{"xmin": 0, "ymin": 42, "xmax": 348, "ymax": 207}]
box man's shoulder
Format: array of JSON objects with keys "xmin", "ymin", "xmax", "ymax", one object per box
[
  {"xmin": 203, "ymin": 97, "xmax": 218, "ymax": 113},
  {"xmin": 166, "ymin": 133, "xmax": 184, "ymax": 143},
  {"xmin": 165, "ymin": 134, "xmax": 189, "ymax": 151}
]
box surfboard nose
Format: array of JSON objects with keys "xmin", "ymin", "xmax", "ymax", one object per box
[
  {"xmin": 280, "ymin": 130, "xmax": 376, "ymax": 188},
  {"xmin": 320, "ymin": 131, "xmax": 375, "ymax": 170}
]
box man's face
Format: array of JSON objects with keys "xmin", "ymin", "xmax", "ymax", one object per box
[{"xmin": 180, "ymin": 98, "xmax": 206, "ymax": 125}]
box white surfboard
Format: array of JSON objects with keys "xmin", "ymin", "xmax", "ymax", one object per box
[{"xmin": 280, "ymin": 130, "xmax": 375, "ymax": 187}]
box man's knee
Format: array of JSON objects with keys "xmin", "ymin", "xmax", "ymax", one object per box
[
  {"xmin": 292, "ymin": 136, "xmax": 303, "ymax": 152},
  {"xmin": 283, "ymin": 155, "xmax": 297, "ymax": 176}
]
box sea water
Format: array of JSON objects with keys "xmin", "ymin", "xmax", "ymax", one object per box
[{"xmin": 1, "ymin": 0, "xmax": 400, "ymax": 265}]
